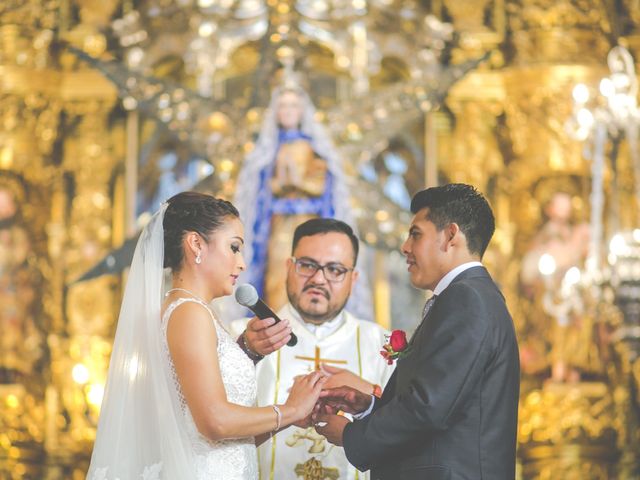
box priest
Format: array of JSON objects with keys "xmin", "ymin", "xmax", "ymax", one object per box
[{"xmin": 233, "ymin": 218, "xmax": 394, "ymax": 480}]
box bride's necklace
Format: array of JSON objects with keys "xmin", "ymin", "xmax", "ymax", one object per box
[
  {"xmin": 165, "ymin": 287, "xmax": 208, "ymax": 304},
  {"xmin": 165, "ymin": 287, "xmax": 231, "ymax": 335}
]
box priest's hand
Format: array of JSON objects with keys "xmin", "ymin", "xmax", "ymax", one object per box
[
  {"xmin": 318, "ymin": 386, "xmax": 373, "ymax": 415},
  {"xmin": 320, "ymin": 364, "xmax": 374, "ymax": 394},
  {"xmin": 242, "ymin": 316, "xmax": 293, "ymax": 357},
  {"xmin": 312, "ymin": 412, "xmax": 349, "ymax": 446}
]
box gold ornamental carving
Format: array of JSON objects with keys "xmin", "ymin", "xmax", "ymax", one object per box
[
  {"xmin": 62, "ymin": 0, "xmax": 119, "ymax": 58},
  {"xmin": 444, "ymin": 99, "xmax": 504, "ymax": 193},
  {"xmin": 0, "ymin": 178, "xmax": 48, "ymax": 383},
  {"xmin": 0, "ymin": 1, "xmax": 58, "ymax": 26},
  {"xmin": 444, "ymin": 0, "xmax": 492, "ymax": 32},
  {"xmin": 0, "ymin": 173, "xmax": 51, "ymax": 474},
  {"xmin": 1, "ymin": 0, "xmax": 121, "ymax": 475},
  {"xmin": 294, "ymin": 457, "xmax": 339, "ymax": 480},
  {"xmin": 0, "ymin": 93, "xmax": 62, "ymax": 177},
  {"xmin": 519, "ymin": 383, "xmax": 619, "ymax": 479},
  {"xmin": 442, "ymin": 0, "xmax": 505, "ymax": 65},
  {"xmin": 502, "ymin": 66, "xmax": 596, "ymax": 173},
  {"xmin": 506, "ymin": 0, "xmax": 611, "ymax": 64},
  {"xmin": 1, "ymin": 0, "xmax": 640, "ymax": 478}
]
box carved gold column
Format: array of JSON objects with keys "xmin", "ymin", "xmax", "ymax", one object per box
[
  {"xmin": 0, "ymin": 0, "xmax": 120, "ymax": 477},
  {"xmin": 445, "ymin": 71, "xmax": 505, "ymax": 193},
  {"xmin": 445, "ymin": 71, "xmax": 517, "ymax": 294},
  {"xmin": 0, "ymin": 3, "xmax": 60, "ymax": 476},
  {"xmin": 502, "ymin": 1, "xmax": 627, "ymax": 478},
  {"xmin": 440, "ymin": 0, "xmax": 510, "ymax": 285},
  {"xmin": 50, "ymin": 93, "xmax": 120, "ymax": 468},
  {"xmin": 48, "ymin": 6, "xmax": 120, "ymax": 475}
]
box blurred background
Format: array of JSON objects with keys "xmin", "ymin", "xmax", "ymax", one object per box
[{"xmin": 1, "ymin": 0, "xmax": 640, "ymax": 478}]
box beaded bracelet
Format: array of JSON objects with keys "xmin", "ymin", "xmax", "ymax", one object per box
[{"xmin": 238, "ymin": 331, "xmax": 264, "ymax": 362}]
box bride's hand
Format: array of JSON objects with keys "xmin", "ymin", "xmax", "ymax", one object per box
[
  {"xmin": 320, "ymin": 364, "xmax": 374, "ymax": 394},
  {"xmin": 284, "ymin": 371, "xmax": 327, "ymax": 425}
]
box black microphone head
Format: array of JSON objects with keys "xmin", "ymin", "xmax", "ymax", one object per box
[{"xmin": 235, "ymin": 284, "xmax": 259, "ymax": 308}]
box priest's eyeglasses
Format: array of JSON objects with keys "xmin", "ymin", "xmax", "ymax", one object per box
[{"xmin": 291, "ymin": 257, "xmax": 354, "ymax": 283}]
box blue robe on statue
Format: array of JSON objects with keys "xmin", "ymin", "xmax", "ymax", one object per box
[{"xmin": 249, "ymin": 129, "xmax": 334, "ymax": 299}]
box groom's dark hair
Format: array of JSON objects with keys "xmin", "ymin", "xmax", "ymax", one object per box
[{"xmin": 411, "ymin": 183, "xmax": 495, "ymax": 258}]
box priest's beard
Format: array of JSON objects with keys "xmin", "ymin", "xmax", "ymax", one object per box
[{"xmin": 287, "ymin": 288, "xmax": 348, "ymax": 325}]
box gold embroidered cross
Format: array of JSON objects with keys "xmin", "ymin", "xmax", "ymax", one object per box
[
  {"xmin": 294, "ymin": 457, "xmax": 339, "ymax": 480},
  {"xmin": 286, "ymin": 427, "xmax": 326, "ymax": 454},
  {"xmin": 295, "ymin": 346, "xmax": 347, "ymax": 371}
]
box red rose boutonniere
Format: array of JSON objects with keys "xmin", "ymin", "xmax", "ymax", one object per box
[{"xmin": 380, "ymin": 330, "xmax": 410, "ymax": 365}]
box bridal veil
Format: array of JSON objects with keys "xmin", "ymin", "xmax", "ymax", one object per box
[{"xmin": 87, "ymin": 204, "xmax": 197, "ymax": 479}]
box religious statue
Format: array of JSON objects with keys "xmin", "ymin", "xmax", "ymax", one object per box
[
  {"xmin": 521, "ymin": 192, "xmax": 590, "ymax": 290},
  {"xmin": 233, "ymin": 81, "xmax": 370, "ymax": 318},
  {"xmin": 520, "ymin": 191, "xmax": 597, "ymax": 382}
]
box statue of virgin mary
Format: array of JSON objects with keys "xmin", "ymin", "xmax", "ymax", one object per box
[{"xmin": 232, "ymin": 81, "xmax": 372, "ymax": 320}]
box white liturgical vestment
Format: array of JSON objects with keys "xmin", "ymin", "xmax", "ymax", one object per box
[{"xmin": 232, "ymin": 303, "xmax": 394, "ymax": 480}]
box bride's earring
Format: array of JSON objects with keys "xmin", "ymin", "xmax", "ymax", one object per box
[{"xmin": 195, "ymin": 251, "xmax": 202, "ymax": 264}]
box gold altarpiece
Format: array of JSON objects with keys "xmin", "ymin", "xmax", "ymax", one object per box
[
  {"xmin": 1, "ymin": 1, "xmax": 125, "ymax": 477},
  {"xmin": 2, "ymin": 0, "xmax": 640, "ymax": 478}
]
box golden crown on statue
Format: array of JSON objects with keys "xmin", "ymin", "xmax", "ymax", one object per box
[{"xmin": 273, "ymin": 46, "xmax": 307, "ymax": 92}]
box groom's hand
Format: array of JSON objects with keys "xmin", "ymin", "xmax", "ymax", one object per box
[
  {"xmin": 319, "ymin": 386, "xmax": 373, "ymax": 415},
  {"xmin": 243, "ymin": 316, "xmax": 292, "ymax": 356},
  {"xmin": 313, "ymin": 413, "xmax": 349, "ymax": 446}
]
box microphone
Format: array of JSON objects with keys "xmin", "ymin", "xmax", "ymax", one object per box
[{"xmin": 235, "ymin": 284, "xmax": 298, "ymax": 346}]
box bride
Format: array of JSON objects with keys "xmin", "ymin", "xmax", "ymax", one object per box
[{"xmin": 87, "ymin": 191, "xmax": 325, "ymax": 479}]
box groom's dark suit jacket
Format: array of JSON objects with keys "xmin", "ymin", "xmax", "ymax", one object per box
[{"xmin": 343, "ymin": 266, "xmax": 519, "ymax": 480}]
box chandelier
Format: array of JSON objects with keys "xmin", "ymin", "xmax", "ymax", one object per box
[
  {"xmin": 564, "ymin": 44, "xmax": 640, "ymax": 355},
  {"xmin": 566, "ymin": 45, "xmax": 640, "ymax": 280}
]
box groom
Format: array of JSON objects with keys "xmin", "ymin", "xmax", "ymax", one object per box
[{"xmin": 315, "ymin": 184, "xmax": 520, "ymax": 480}]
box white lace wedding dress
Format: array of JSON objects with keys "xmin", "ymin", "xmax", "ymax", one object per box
[{"xmin": 162, "ymin": 297, "xmax": 259, "ymax": 480}]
